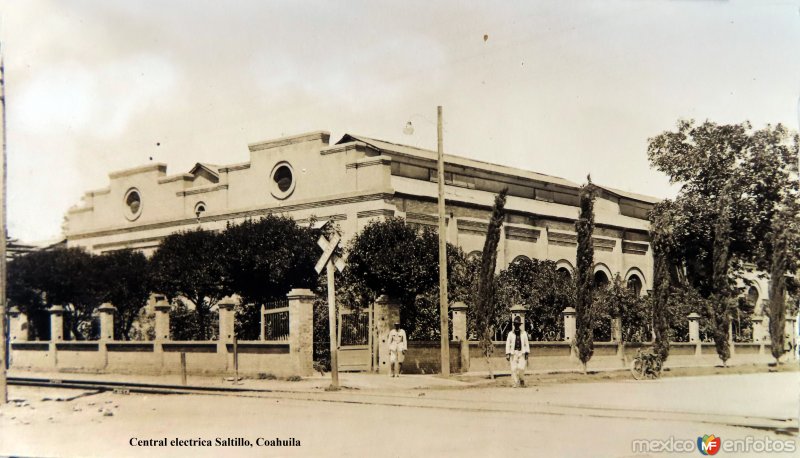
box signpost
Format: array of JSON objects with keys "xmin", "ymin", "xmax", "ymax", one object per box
[{"xmin": 315, "ymin": 232, "xmax": 345, "ymax": 389}]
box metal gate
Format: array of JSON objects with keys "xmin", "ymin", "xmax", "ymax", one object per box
[
  {"xmin": 337, "ymin": 305, "xmax": 373, "ymax": 372},
  {"xmin": 263, "ymin": 299, "xmax": 289, "ymax": 341}
]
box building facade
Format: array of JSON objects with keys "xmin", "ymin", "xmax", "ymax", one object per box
[{"xmin": 65, "ymin": 130, "xmax": 657, "ymax": 292}]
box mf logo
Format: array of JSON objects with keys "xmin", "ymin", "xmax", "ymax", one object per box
[{"xmin": 697, "ymin": 435, "xmax": 721, "ymax": 455}]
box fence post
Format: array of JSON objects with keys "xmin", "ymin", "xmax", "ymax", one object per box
[
  {"xmin": 98, "ymin": 303, "xmax": 115, "ymax": 370},
  {"xmin": 562, "ymin": 307, "xmax": 577, "ymax": 359},
  {"xmin": 49, "ymin": 305, "xmax": 64, "ymax": 342},
  {"xmin": 510, "ymin": 304, "xmax": 526, "ymax": 328},
  {"xmin": 374, "ymin": 295, "xmax": 401, "ymax": 375},
  {"xmin": 562, "ymin": 307, "xmax": 576, "ymax": 342},
  {"xmin": 287, "ymin": 289, "xmax": 315, "ymax": 376},
  {"xmin": 153, "ymin": 297, "xmax": 170, "ymax": 373},
  {"xmin": 98, "ymin": 303, "xmax": 116, "ymax": 341},
  {"xmin": 688, "ymin": 312, "xmax": 701, "ymax": 356},
  {"xmin": 260, "ymin": 304, "xmax": 266, "ymax": 341},
  {"xmin": 218, "ymin": 298, "xmax": 236, "ymax": 344},
  {"xmin": 218, "ymin": 297, "xmax": 236, "ymax": 372},
  {"xmin": 7, "ymin": 306, "xmax": 27, "ymax": 342},
  {"xmin": 785, "ymin": 317, "xmax": 797, "ymax": 360},
  {"xmin": 611, "ymin": 316, "xmax": 623, "ymax": 363},
  {"xmin": 49, "ymin": 305, "xmax": 64, "ymax": 368},
  {"xmin": 611, "ymin": 317, "xmax": 622, "ymax": 343},
  {"xmin": 728, "ymin": 321, "xmax": 735, "ymax": 358},
  {"xmin": 154, "ymin": 297, "xmax": 171, "ymax": 341},
  {"xmin": 450, "ymin": 302, "xmax": 469, "ymax": 373},
  {"xmin": 450, "ymin": 302, "xmax": 468, "ymax": 342},
  {"xmin": 751, "ymin": 315, "xmax": 765, "ymax": 354}
]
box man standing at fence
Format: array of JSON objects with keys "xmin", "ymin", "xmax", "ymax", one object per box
[
  {"xmin": 505, "ymin": 316, "xmax": 530, "ymax": 387},
  {"xmin": 388, "ymin": 322, "xmax": 407, "ymax": 377}
]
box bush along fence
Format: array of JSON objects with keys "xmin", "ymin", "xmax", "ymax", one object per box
[
  {"xmin": 6, "ymin": 289, "xmax": 316, "ymax": 378},
  {"xmin": 459, "ymin": 306, "xmax": 798, "ymax": 374}
]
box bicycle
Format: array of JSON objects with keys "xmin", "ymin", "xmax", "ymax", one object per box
[{"xmin": 630, "ymin": 349, "xmax": 663, "ymax": 380}]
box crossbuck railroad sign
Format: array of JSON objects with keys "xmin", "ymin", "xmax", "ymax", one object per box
[
  {"xmin": 315, "ymin": 232, "xmax": 345, "ymax": 388},
  {"xmin": 315, "ymin": 234, "xmax": 345, "ymax": 274}
]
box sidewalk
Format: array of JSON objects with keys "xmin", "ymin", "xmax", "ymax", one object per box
[
  {"xmin": 8, "ymin": 353, "xmax": 795, "ymax": 393},
  {"xmin": 462, "ymin": 352, "xmax": 795, "ymax": 377},
  {"xmin": 6, "ymin": 368, "xmax": 473, "ymax": 393}
]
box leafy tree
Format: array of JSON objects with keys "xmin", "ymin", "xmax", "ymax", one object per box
[
  {"xmin": 495, "ymin": 258, "xmax": 575, "ymax": 340},
  {"xmin": 169, "ymin": 300, "xmax": 219, "ymax": 341},
  {"xmin": 221, "ymin": 215, "xmax": 319, "ymax": 305},
  {"xmin": 7, "ymin": 251, "xmax": 50, "ymax": 339},
  {"xmin": 233, "ymin": 303, "xmax": 262, "ymax": 341},
  {"xmin": 648, "ymin": 121, "xmax": 799, "ymax": 284},
  {"xmin": 342, "ymin": 217, "xmax": 465, "ymax": 339},
  {"xmin": 473, "ymin": 189, "xmax": 508, "ymax": 379},
  {"xmin": 150, "ymin": 229, "xmax": 228, "ymax": 340},
  {"xmin": 39, "ymin": 248, "xmax": 105, "ymax": 340},
  {"xmin": 575, "ymin": 179, "xmax": 596, "ymax": 373},
  {"xmin": 10, "ymin": 248, "xmax": 154, "ymax": 341},
  {"xmin": 647, "ymin": 120, "xmax": 799, "ymax": 363},
  {"xmin": 593, "ymin": 274, "xmax": 650, "ymax": 344},
  {"xmin": 95, "ymin": 250, "xmax": 151, "ymax": 340}
]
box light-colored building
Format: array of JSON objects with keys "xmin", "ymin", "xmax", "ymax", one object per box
[{"xmin": 65, "ymin": 130, "xmax": 658, "ymax": 292}]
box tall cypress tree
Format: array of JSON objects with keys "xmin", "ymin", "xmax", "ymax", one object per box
[
  {"xmin": 768, "ymin": 203, "xmax": 789, "ymax": 363},
  {"xmin": 475, "ymin": 189, "xmax": 508, "ymax": 379},
  {"xmin": 709, "ymin": 186, "xmax": 733, "ymax": 366},
  {"xmin": 651, "ymin": 240, "xmax": 671, "ymax": 363},
  {"xmin": 575, "ymin": 177, "xmax": 596, "ymax": 374}
]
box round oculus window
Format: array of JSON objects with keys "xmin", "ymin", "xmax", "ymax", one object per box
[
  {"xmin": 270, "ymin": 162, "xmax": 296, "ymax": 199},
  {"xmin": 124, "ymin": 188, "xmax": 142, "ymax": 221},
  {"xmin": 194, "ymin": 202, "xmax": 206, "ymax": 218}
]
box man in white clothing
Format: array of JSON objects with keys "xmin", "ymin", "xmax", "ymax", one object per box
[
  {"xmin": 387, "ymin": 322, "xmax": 407, "ymax": 377},
  {"xmin": 505, "ymin": 316, "xmax": 530, "ymax": 387}
]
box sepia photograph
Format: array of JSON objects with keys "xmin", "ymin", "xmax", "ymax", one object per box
[{"xmin": 0, "ymin": 1, "xmax": 798, "ymax": 456}]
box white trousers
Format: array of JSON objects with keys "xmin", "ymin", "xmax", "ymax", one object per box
[{"xmin": 509, "ymin": 351, "xmax": 527, "ymax": 386}]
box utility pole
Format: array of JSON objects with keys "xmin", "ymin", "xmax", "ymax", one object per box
[
  {"xmin": 0, "ymin": 49, "xmax": 8, "ymax": 404},
  {"xmin": 437, "ymin": 106, "xmax": 450, "ymax": 376}
]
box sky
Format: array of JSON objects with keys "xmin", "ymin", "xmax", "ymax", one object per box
[{"xmin": 1, "ymin": 0, "xmax": 799, "ymax": 242}]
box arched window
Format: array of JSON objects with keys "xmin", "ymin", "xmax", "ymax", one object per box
[
  {"xmin": 593, "ymin": 271, "xmax": 609, "ymax": 289},
  {"xmin": 194, "ymin": 201, "xmax": 206, "ymax": 219},
  {"xmin": 741, "ymin": 286, "xmax": 759, "ymax": 314},
  {"xmin": 467, "ymin": 251, "xmax": 482, "ymax": 262},
  {"xmin": 557, "ymin": 267, "xmax": 572, "ymax": 280},
  {"xmin": 511, "ymin": 255, "xmax": 530, "ymax": 265},
  {"xmin": 627, "ymin": 275, "xmax": 643, "ymax": 297},
  {"xmin": 747, "ymin": 286, "xmax": 759, "ymax": 307}
]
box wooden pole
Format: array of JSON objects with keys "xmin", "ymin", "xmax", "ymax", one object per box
[
  {"xmin": 437, "ymin": 106, "xmax": 450, "ymax": 376},
  {"xmin": 233, "ymin": 336, "xmax": 239, "ymax": 382},
  {"xmin": 0, "ymin": 51, "xmax": 8, "ymax": 404},
  {"xmin": 327, "ymin": 262, "xmax": 339, "ymax": 388},
  {"xmin": 180, "ymin": 352, "xmax": 187, "ymax": 386}
]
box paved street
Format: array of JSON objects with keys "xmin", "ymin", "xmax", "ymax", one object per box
[{"xmin": 1, "ymin": 371, "xmax": 798, "ymax": 457}]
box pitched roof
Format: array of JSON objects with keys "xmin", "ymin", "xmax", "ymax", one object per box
[
  {"xmin": 338, "ymin": 134, "xmax": 578, "ymax": 189},
  {"xmin": 337, "ymin": 134, "xmax": 661, "ymax": 204},
  {"xmin": 189, "ymin": 162, "xmax": 220, "ymax": 179},
  {"xmin": 595, "ymin": 185, "xmax": 662, "ymax": 204}
]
